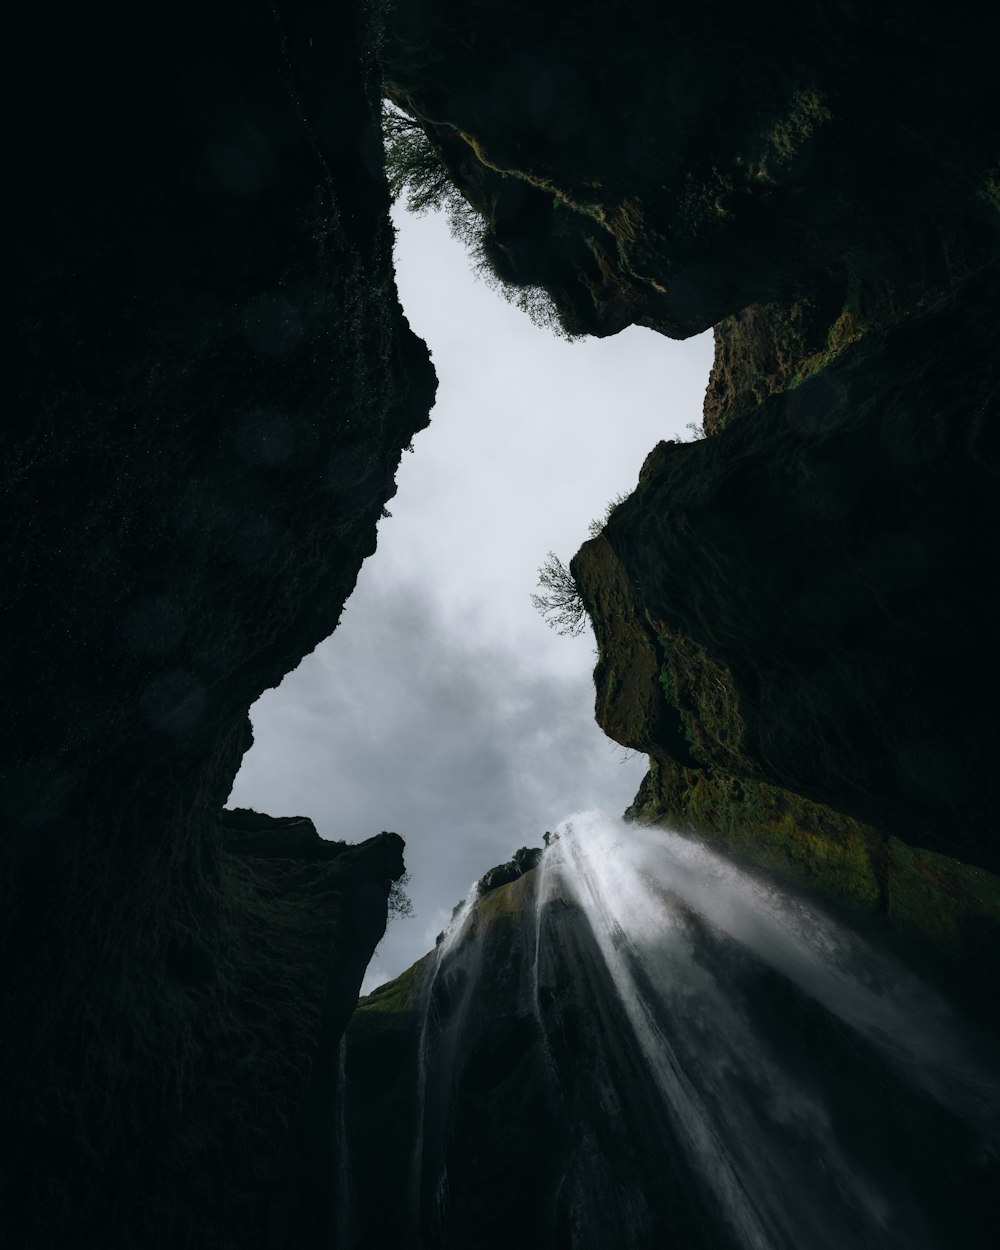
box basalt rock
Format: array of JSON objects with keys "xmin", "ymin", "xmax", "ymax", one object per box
[
  {"xmin": 4, "ymin": 2, "xmax": 433, "ymax": 1245},
  {"xmin": 383, "ymin": 0, "xmax": 999, "ymax": 338}
]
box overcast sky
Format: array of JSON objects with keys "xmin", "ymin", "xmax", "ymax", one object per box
[{"xmin": 228, "ymin": 205, "xmax": 713, "ymax": 990}]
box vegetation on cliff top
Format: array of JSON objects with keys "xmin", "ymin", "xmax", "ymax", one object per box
[
  {"xmin": 530, "ymin": 550, "xmax": 589, "ymax": 637},
  {"xmin": 382, "ymin": 99, "xmax": 578, "ymax": 337}
]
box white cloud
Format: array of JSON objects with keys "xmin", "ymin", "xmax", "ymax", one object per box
[{"xmin": 230, "ymin": 204, "xmax": 712, "ymax": 987}]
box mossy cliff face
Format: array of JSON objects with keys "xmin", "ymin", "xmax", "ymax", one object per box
[
  {"xmin": 572, "ymin": 283, "xmax": 1000, "ymax": 1000},
  {"xmin": 577, "ymin": 270, "xmax": 1000, "ymax": 866},
  {"xmin": 575, "ymin": 521, "xmax": 1000, "ymax": 1014},
  {"xmin": 5, "ymin": 2, "xmax": 433, "ymax": 1245},
  {"xmin": 383, "ymin": 0, "xmax": 999, "ymax": 338}
]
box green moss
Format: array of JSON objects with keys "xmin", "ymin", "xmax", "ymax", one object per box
[
  {"xmin": 575, "ymin": 481, "xmax": 1000, "ymax": 978},
  {"xmin": 652, "ymin": 625, "xmax": 756, "ymax": 777},
  {"xmin": 758, "ymin": 88, "xmax": 832, "ymax": 174},
  {"xmin": 352, "ymin": 955, "xmax": 427, "ymax": 1025},
  {"xmin": 788, "ymin": 269, "xmax": 869, "ymax": 388},
  {"xmin": 468, "ymin": 875, "xmax": 528, "ymax": 933},
  {"xmin": 634, "ymin": 758, "xmax": 877, "ymax": 910},
  {"xmin": 658, "ymin": 662, "xmax": 677, "ymax": 707},
  {"xmin": 704, "ymin": 291, "xmax": 848, "ymax": 429},
  {"xmin": 608, "ymin": 197, "xmax": 643, "ymax": 245},
  {"xmin": 629, "ymin": 755, "xmax": 1000, "ymax": 996},
  {"xmin": 885, "ymin": 839, "xmax": 1000, "ymax": 953},
  {"xmin": 573, "ymin": 534, "xmax": 667, "ymax": 754},
  {"xmin": 704, "ymin": 253, "xmax": 951, "ymax": 431}
]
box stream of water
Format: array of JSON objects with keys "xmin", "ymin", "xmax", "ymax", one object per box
[
  {"xmin": 342, "ymin": 811, "xmax": 998, "ymax": 1250},
  {"xmin": 538, "ymin": 812, "xmax": 998, "ymax": 1250}
]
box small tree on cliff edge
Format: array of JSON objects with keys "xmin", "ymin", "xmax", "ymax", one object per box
[
  {"xmin": 381, "ymin": 101, "xmax": 579, "ymax": 340},
  {"xmin": 531, "ymin": 552, "xmax": 588, "ymax": 637},
  {"xmin": 387, "ymin": 871, "xmax": 415, "ymax": 920},
  {"xmin": 382, "ymin": 103, "xmax": 454, "ymax": 215}
]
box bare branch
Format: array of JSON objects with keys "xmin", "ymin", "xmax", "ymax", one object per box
[{"xmin": 531, "ymin": 552, "xmax": 588, "ymax": 637}]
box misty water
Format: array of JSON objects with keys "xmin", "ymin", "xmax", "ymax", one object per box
[
  {"xmin": 339, "ymin": 812, "xmax": 998, "ymax": 1250},
  {"xmin": 546, "ymin": 814, "xmax": 996, "ymax": 1248}
]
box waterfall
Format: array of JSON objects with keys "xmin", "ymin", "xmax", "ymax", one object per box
[
  {"xmin": 545, "ymin": 811, "xmax": 998, "ymax": 1250},
  {"xmin": 408, "ymin": 882, "xmax": 480, "ymax": 1245},
  {"xmin": 552, "ymin": 813, "xmax": 997, "ymax": 1130},
  {"xmin": 339, "ymin": 812, "xmax": 999, "ymax": 1250}
]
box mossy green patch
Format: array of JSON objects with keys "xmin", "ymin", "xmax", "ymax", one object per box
[
  {"xmin": 628, "ymin": 755, "xmax": 1000, "ymax": 1013},
  {"xmin": 467, "ymin": 870, "xmax": 535, "ymax": 936},
  {"xmin": 631, "ymin": 757, "xmax": 881, "ymax": 911},
  {"xmin": 354, "ymin": 956, "xmax": 427, "ymax": 1020},
  {"xmin": 348, "ymin": 957, "xmax": 432, "ymax": 1092},
  {"xmin": 572, "ymin": 534, "xmax": 668, "ymax": 754},
  {"xmin": 651, "ymin": 625, "xmax": 757, "ymax": 776},
  {"xmin": 982, "ymin": 166, "xmax": 1000, "ymax": 216},
  {"xmin": 754, "ymin": 87, "xmax": 833, "ymax": 180},
  {"xmin": 885, "ymin": 839, "xmax": 1000, "ymax": 955}
]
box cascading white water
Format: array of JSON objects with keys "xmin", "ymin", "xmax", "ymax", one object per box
[
  {"xmin": 542, "ymin": 811, "xmax": 999, "ymax": 1250},
  {"xmin": 408, "ymin": 882, "xmax": 480, "ymax": 1243},
  {"xmin": 340, "ymin": 811, "xmax": 997, "ymax": 1250}
]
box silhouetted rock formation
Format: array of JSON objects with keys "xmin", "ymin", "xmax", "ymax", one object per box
[
  {"xmin": 5, "ymin": 2, "xmax": 434, "ymax": 1245},
  {"xmin": 383, "ymin": 0, "xmax": 998, "ymax": 338}
]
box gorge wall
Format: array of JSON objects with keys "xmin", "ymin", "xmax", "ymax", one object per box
[
  {"xmin": 7, "ymin": 0, "xmax": 1000, "ymax": 1245},
  {"xmin": 6, "ymin": 2, "xmax": 433, "ymax": 1245}
]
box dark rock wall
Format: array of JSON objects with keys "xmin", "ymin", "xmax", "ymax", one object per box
[
  {"xmin": 5, "ymin": 2, "xmax": 434, "ymax": 1245},
  {"xmin": 597, "ymin": 267, "xmax": 1000, "ymax": 870},
  {"xmin": 383, "ymin": 0, "xmax": 999, "ymax": 337}
]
